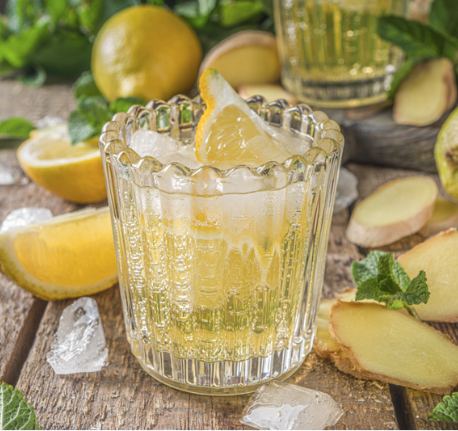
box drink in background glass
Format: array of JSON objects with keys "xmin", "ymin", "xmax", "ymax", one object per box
[
  {"xmin": 99, "ymin": 94, "xmax": 343, "ymax": 395},
  {"xmin": 274, "ymin": 0, "xmax": 409, "ymax": 108}
]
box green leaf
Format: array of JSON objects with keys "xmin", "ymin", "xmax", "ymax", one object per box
[
  {"xmin": 29, "ymin": 29, "xmax": 92, "ymax": 77},
  {"xmin": 429, "ymin": 0, "xmax": 458, "ymax": 40},
  {"xmin": 351, "ymin": 251, "xmax": 384, "ymax": 285},
  {"xmin": 109, "ymin": 97, "xmax": 145, "ymax": 113},
  {"xmin": 68, "ymin": 97, "xmax": 111, "ymax": 144},
  {"xmin": 44, "ymin": 0, "xmax": 68, "ymax": 23},
  {"xmin": 6, "ymin": 0, "xmax": 43, "ymax": 33},
  {"xmin": 387, "ymin": 57, "xmax": 431, "ymax": 99},
  {"xmin": 219, "ymin": 0, "xmax": 264, "ymax": 27},
  {"xmin": 18, "ymin": 65, "xmax": 46, "ymax": 87},
  {"xmin": 73, "ymin": 71, "xmax": 103, "ymax": 100},
  {"xmin": 352, "ymin": 251, "xmax": 430, "ymax": 317},
  {"xmin": 0, "ymin": 19, "xmax": 50, "ymax": 69},
  {"xmin": 0, "ymin": 117, "xmax": 35, "ymax": 139},
  {"xmin": 377, "ymin": 15, "xmax": 458, "ymax": 60},
  {"xmin": 428, "ymin": 392, "xmax": 458, "ymax": 422},
  {"xmin": 0, "ymin": 382, "xmax": 41, "ymax": 430}
]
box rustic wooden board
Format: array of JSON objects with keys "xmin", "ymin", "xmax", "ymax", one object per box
[
  {"xmin": 345, "ymin": 163, "xmax": 458, "ymax": 431},
  {"xmin": 325, "ymin": 106, "xmax": 451, "ymax": 174},
  {"xmin": 14, "ymin": 205, "xmax": 399, "ymax": 430}
]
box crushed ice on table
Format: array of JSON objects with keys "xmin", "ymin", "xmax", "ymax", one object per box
[
  {"xmin": 0, "ymin": 207, "xmax": 53, "ymax": 233},
  {"xmin": 0, "ymin": 163, "xmax": 16, "ymax": 185},
  {"xmin": 241, "ymin": 381, "xmax": 343, "ymax": 430},
  {"xmin": 47, "ymin": 297, "xmax": 108, "ymax": 375},
  {"xmin": 334, "ymin": 167, "xmax": 359, "ymax": 214},
  {"xmin": 130, "ymin": 129, "xmax": 203, "ymax": 169},
  {"xmin": 36, "ymin": 115, "xmax": 65, "ymax": 129}
]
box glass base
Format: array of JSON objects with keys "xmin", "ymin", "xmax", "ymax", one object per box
[
  {"xmin": 283, "ymin": 75, "xmax": 390, "ymax": 108},
  {"xmin": 132, "ymin": 337, "xmax": 313, "ymax": 396}
]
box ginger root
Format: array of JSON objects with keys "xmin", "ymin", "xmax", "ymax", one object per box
[
  {"xmin": 346, "ymin": 176, "xmax": 438, "ymax": 247},
  {"xmin": 422, "ymin": 197, "xmax": 458, "ymax": 236},
  {"xmin": 397, "ymin": 228, "xmax": 458, "ymax": 322},
  {"xmin": 329, "ymin": 301, "xmax": 458, "ymax": 394},
  {"xmin": 238, "ymin": 84, "xmax": 297, "ymax": 105},
  {"xmin": 393, "ymin": 58, "xmax": 457, "ymax": 127},
  {"xmin": 199, "ymin": 31, "xmax": 281, "ymax": 89}
]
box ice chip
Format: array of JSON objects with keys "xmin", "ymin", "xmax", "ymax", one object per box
[
  {"xmin": 130, "ymin": 129, "xmax": 180, "ymax": 159},
  {"xmin": 159, "ymin": 146, "xmax": 203, "ymax": 169},
  {"xmin": 334, "ymin": 167, "xmax": 359, "ymax": 214},
  {"xmin": 0, "ymin": 163, "xmax": 16, "ymax": 185},
  {"xmin": 0, "ymin": 207, "xmax": 53, "ymax": 233},
  {"xmin": 241, "ymin": 381, "xmax": 344, "ymax": 430},
  {"xmin": 36, "ymin": 116, "xmax": 65, "ymax": 129},
  {"xmin": 47, "ymin": 297, "xmax": 108, "ymax": 374}
]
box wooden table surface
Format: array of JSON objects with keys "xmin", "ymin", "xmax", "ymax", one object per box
[{"xmin": 1, "ymin": 81, "xmax": 457, "ymax": 430}]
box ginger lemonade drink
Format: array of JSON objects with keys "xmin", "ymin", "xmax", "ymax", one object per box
[
  {"xmin": 100, "ymin": 70, "xmax": 343, "ymax": 395},
  {"xmin": 274, "ymin": 0, "xmax": 408, "ymax": 107}
]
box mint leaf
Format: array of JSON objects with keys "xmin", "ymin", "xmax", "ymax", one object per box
[
  {"xmin": 352, "ymin": 251, "xmax": 429, "ymax": 318},
  {"xmin": 18, "ymin": 65, "xmax": 46, "ymax": 87},
  {"xmin": 0, "ymin": 382, "xmax": 41, "ymax": 430},
  {"xmin": 0, "ymin": 117, "xmax": 35, "ymax": 139},
  {"xmin": 73, "ymin": 71, "xmax": 103, "ymax": 100},
  {"xmin": 428, "ymin": 392, "xmax": 458, "ymax": 422},
  {"xmin": 109, "ymin": 97, "xmax": 145, "ymax": 113},
  {"xmin": 429, "ymin": 0, "xmax": 458, "ymax": 40},
  {"xmin": 351, "ymin": 251, "xmax": 384, "ymax": 285},
  {"xmin": 377, "ymin": 15, "xmax": 458, "ymax": 60}
]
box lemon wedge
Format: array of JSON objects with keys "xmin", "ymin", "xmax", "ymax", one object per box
[
  {"xmin": 195, "ymin": 69, "xmax": 290, "ymax": 169},
  {"xmin": 17, "ymin": 124, "xmax": 107, "ymax": 204},
  {"xmin": 0, "ymin": 207, "xmax": 118, "ymax": 301}
]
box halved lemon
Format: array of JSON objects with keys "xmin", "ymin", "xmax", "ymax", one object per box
[
  {"xmin": 195, "ymin": 69, "xmax": 290, "ymax": 169},
  {"xmin": 17, "ymin": 124, "xmax": 107, "ymax": 204},
  {"xmin": 0, "ymin": 207, "xmax": 118, "ymax": 301}
]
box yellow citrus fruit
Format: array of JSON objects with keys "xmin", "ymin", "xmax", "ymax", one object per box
[
  {"xmin": 195, "ymin": 69, "xmax": 290, "ymax": 169},
  {"xmin": 91, "ymin": 5, "xmax": 202, "ymax": 102},
  {"xmin": 0, "ymin": 207, "xmax": 117, "ymax": 301},
  {"xmin": 17, "ymin": 124, "xmax": 107, "ymax": 204}
]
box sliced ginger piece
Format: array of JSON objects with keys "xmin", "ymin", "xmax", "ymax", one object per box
[
  {"xmin": 397, "ymin": 228, "xmax": 458, "ymax": 322},
  {"xmin": 393, "ymin": 58, "xmax": 457, "ymax": 127},
  {"xmin": 238, "ymin": 84, "xmax": 297, "ymax": 105},
  {"xmin": 329, "ymin": 301, "xmax": 458, "ymax": 394},
  {"xmin": 346, "ymin": 176, "xmax": 438, "ymax": 247},
  {"xmin": 199, "ymin": 31, "xmax": 280, "ymax": 89},
  {"xmin": 422, "ymin": 197, "xmax": 458, "ymax": 236}
]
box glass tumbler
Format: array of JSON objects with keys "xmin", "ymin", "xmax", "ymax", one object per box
[
  {"xmin": 99, "ymin": 96, "xmax": 344, "ymax": 395},
  {"xmin": 274, "ymin": 0, "xmax": 409, "ymax": 108}
]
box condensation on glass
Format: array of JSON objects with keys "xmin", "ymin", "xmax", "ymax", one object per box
[
  {"xmin": 274, "ymin": 0, "xmax": 409, "ymax": 108},
  {"xmin": 99, "ymin": 96, "xmax": 344, "ymax": 395}
]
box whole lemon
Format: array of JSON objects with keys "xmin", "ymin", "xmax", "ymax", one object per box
[{"xmin": 92, "ymin": 5, "xmax": 202, "ymax": 102}]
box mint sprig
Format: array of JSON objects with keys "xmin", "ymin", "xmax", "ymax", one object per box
[
  {"xmin": 428, "ymin": 392, "xmax": 458, "ymax": 422},
  {"xmin": 0, "ymin": 382, "xmax": 41, "ymax": 430},
  {"xmin": 351, "ymin": 251, "xmax": 430, "ymax": 319}
]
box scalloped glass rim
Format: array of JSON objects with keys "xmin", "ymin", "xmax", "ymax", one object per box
[{"xmin": 99, "ymin": 95, "xmax": 344, "ymax": 184}]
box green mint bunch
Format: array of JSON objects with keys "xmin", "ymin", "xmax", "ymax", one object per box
[
  {"xmin": 0, "ymin": 382, "xmax": 41, "ymax": 430},
  {"xmin": 428, "ymin": 392, "xmax": 458, "ymax": 422},
  {"xmin": 351, "ymin": 251, "xmax": 430, "ymax": 319},
  {"xmin": 377, "ymin": 0, "xmax": 458, "ymax": 98}
]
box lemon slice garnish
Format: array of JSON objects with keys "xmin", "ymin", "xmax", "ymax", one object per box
[
  {"xmin": 0, "ymin": 207, "xmax": 117, "ymax": 301},
  {"xmin": 17, "ymin": 124, "xmax": 107, "ymax": 204},
  {"xmin": 195, "ymin": 69, "xmax": 290, "ymax": 169}
]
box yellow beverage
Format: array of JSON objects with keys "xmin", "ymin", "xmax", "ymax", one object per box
[
  {"xmin": 274, "ymin": 0, "xmax": 408, "ymax": 107},
  {"xmin": 100, "ymin": 81, "xmax": 343, "ymax": 394}
]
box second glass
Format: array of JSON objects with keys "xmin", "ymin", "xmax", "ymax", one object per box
[{"xmin": 274, "ymin": 0, "xmax": 409, "ymax": 108}]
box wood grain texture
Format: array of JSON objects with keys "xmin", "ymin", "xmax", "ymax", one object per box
[{"xmin": 325, "ymin": 106, "xmax": 448, "ymax": 173}]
